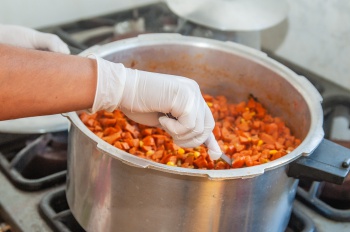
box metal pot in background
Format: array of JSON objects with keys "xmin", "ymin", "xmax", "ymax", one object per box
[
  {"xmin": 65, "ymin": 34, "xmax": 350, "ymax": 232},
  {"xmin": 166, "ymin": 0, "xmax": 289, "ymax": 49}
]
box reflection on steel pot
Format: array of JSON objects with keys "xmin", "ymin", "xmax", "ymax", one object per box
[{"xmin": 65, "ymin": 34, "xmax": 350, "ymax": 232}]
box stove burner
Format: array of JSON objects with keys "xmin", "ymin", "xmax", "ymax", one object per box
[
  {"xmin": 322, "ymin": 96, "xmax": 350, "ymax": 203},
  {"xmin": 39, "ymin": 187, "xmax": 85, "ymax": 232},
  {"xmin": 297, "ymin": 181, "xmax": 350, "ymax": 222},
  {"xmin": 46, "ymin": 2, "xmax": 259, "ymax": 55},
  {"xmin": 0, "ymin": 131, "xmax": 68, "ymax": 191},
  {"xmin": 286, "ymin": 205, "xmax": 316, "ymax": 232},
  {"xmin": 49, "ymin": 3, "xmax": 180, "ymax": 53},
  {"xmin": 295, "ymin": 95, "xmax": 350, "ymax": 222},
  {"xmin": 0, "ymin": 134, "xmax": 38, "ymax": 160}
]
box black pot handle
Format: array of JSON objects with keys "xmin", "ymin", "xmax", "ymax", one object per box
[{"xmin": 287, "ymin": 139, "xmax": 350, "ymax": 185}]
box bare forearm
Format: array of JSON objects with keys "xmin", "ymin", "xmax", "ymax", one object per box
[{"xmin": 0, "ymin": 44, "xmax": 97, "ymax": 120}]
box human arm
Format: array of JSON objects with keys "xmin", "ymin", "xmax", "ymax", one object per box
[
  {"xmin": 0, "ymin": 44, "xmax": 222, "ymax": 159},
  {"xmin": 0, "ymin": 44, "xmax": 96, "ymax": 120}
]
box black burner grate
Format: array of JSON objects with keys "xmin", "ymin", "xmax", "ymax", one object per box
[
  {"xmin": 297, "ymin": 181, "xmax": 350, "ymax": 222},
  {"xmin": 39, "ymin": 187, "xmax": 85, "ymax": 232},
  {"xmin": 296, "ymin": 95, "xmax": 350, "ymax": 222},
  {"xmin": 0, "ymin": 131, "xmax": 68, "ymax": 191}
]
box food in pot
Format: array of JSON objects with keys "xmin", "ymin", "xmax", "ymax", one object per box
[{"xmin": 79, "ymin": 94, "xmax": 301, "ymax": 169}]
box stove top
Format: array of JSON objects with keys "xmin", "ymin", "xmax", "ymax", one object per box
[{"xmin": 0, "ymin": 2, "xmax": 350, "ymax": 232}]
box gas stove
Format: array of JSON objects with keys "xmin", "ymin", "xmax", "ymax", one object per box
[{"xmin": 1, "ymin": 2, "xmax": 350, "ymax": 232}]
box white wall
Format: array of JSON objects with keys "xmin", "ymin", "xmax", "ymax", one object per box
[
  {"xmin": 1, "ymin": 0, "xmax": 349, "ymax": 91},
  {"xmin": 261, "ymin": 0, "xmax": 350, "ymax": 91},
  {"xmin": 0, "ymin": 0, "xmax": 158, "ymax": 28}
]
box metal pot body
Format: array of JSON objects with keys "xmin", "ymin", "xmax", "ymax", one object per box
[{"xmin": 66, "ymin": 34, "xmax": 324, "ymax": 232}]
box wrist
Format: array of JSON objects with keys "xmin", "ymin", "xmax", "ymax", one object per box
[{"xmin": 88, "ymin": 55, "xmax": 127, "ymax": 113}]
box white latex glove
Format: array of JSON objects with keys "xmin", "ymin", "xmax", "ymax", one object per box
[
  {"xmin": 90, "ymin": 55, "xmax": 222, "ymax": 160},
  {"xmin": 0, "ymin": 24, "xmax": 70, "ymax": 54}
]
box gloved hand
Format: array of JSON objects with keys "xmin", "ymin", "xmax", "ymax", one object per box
[
  {"xmin": 0, "ymin": 24, "xmax": 70, "ymax": 54},
  {"xmin": 90, "ymin": 55, "xmax": 222, "ymax": 160}
]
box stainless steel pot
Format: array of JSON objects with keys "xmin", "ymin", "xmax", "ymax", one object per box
[{"xmin": 65, "ymin": 34, "xmax": 350, "ymax": 232}]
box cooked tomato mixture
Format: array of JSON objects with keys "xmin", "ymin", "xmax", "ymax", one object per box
[{"xmin": 79, "ymin": 94, "xmax": 301, "ymax": 169}]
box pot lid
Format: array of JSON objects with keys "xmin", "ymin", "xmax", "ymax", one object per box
[
  {"xmin": 0, "ymin": 114, "xmax": 69, "ymax": 134},
  {"xmin": 166, "ymin": 0, "xmax": 289, "ymax": 31}
]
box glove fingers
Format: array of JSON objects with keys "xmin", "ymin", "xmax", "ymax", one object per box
[
  {"xmin": 202, "ymin": 106, "xmax": 222, "ymax": 160},
  {"xmin": 171, "ymin": 101, "xmax": 205, "ymax": 141},
  {"xmin": 122, "ymin": 110, "xmax": 161, "ymax": 127},
  {"xmin": 158, "ymin": 117, "xmax": 202, "ymax": 148},
  {"xmin": 159, "ymin": 114, "xmax": 197, "ymax": 139},
  {"xmin": 0, "ymin": 25, "xmax": 69, "ymax": 53},
  {"xmin": 161, "ymin": 94, "xmax": 202, "ymax": 136},
  {"xmin": 204, "ymin": 133, "xmax": 222, "ymax": 160},
  {"xmin": 33, "ymin": 32, "xmax": 70, "ymax": 54},
  {"xmin": 172, "ymin": 129, "xmax": 210, "ymax": 148},
  {"xmin": 171, "ymin": 84, "xmax": 201, "ymax": 132},
  {"xmin": 172, "ymin": 107, "xmax": 217, "ymax": 150}
]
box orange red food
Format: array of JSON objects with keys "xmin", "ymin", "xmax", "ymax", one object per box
[{"xmin": 79, "ymin": 95, "xmax": 301, "ymax": 169}]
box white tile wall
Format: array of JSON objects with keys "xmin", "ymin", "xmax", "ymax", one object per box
[
  {"xmin": 1, "ymin": 0, "xmax": 349, "ymax": 91},
  {"xmin": 0, "ymin": 0, "xmax": 158, "ymax": 28},
  {"xmin": 262, "ymin": 0, "xmax": 350, "ymax": 91}
]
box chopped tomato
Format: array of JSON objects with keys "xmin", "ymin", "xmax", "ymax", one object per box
[{"xmin": 79, "ymin": 94, "xmax": 300, "ymax": 170}]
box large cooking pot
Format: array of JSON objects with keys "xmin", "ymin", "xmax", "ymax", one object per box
[{"xmin": 65, "ymin": 34, "xmax": 350, "ymax": 232}]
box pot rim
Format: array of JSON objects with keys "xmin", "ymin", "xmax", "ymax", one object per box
[{"xmin": 65, "ymin": 33, "xmax": 324, "ymax": 179}]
